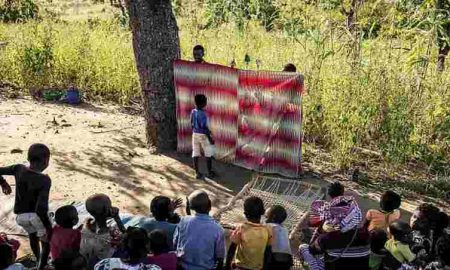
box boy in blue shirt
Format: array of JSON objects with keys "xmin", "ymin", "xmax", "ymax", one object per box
[
  {"xmin": 173, "ymin": 190, "xmax": 225, "ymax": 270},
  {"xmin": 191, "ymin": 94, "xmax": 216, "ymax": 179}
]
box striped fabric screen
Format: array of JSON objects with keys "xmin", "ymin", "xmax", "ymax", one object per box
[{"xmin": 174, "ymin": 60, "xmax": 304, "ymax": 176}]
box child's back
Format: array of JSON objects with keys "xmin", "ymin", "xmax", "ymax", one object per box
[
  {"xmin": 231, "ymin": 222, "xmax": 272, "ymax": 270},
  {"xmin": 174, "ymin": 214, "xmax": 224, "ymax": 269},
  {"xmin": 147, "ymin": 229, "xmax": 177, "ymax": 270},
  {"xmin": 174, "ymin": 190, "xmax": 225, "ymax": 270},
  {"xmin": 229, "ymin": 196, "xmax": 271, "ymax": 270},
  {"xmin": 266, "ymin": 205, "xmax": 293, "ymax": 270},
  {"xmin": 385, "ymin": 220, "xmax": 415, "ymax": 264},
  {"xmin": 0, "ymin": 164, "xmax": 51, "ymax": 227},
  {"xmin": 51, "ymin": 205, "xmax": 81, "ymax": 260},
  {"xmin": 80, "ymin": 194, "xmax": 124, "ymax": 270},
  {"xmin": 366, "ymin": 191, "xmax": 401, "ymax": 232}
]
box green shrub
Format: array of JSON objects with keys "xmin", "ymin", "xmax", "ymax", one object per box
[{"xmin": 0, "ymin": 0, "xmax": 39, "ymax": 22}]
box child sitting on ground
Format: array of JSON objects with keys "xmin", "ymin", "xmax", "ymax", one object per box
[
  {"xmin": 0, "ymin": 144, "xmax": 52, "ymax": 270},
  {"xmin": 385, "ymin": 220, "xmax": 416, "ymax": 267},
  {"xmin": 173, "ymin": 190, "xmax": 225, "ymax": 270},
  {"xmin": 265, "ymin": 205, "xmax": 293, "ymax": 270},
  {"xmin": 191, "ymin": 94, "xmax": 216, "ymax": 179},
  {"xmin": 365, "ymin": 191, "xmax": 401, "ymax": 232},
  {"xmin": 310, "ymin": 182, "xmax": 362, "ymax": 237},
  {"xmin": 226, "ymin": 196, "xmax": 272, "ymax": 270},
  {"xmin": 50, "ymin": 205, "xmax": 81, "ymax": 260},
  {"xmin": 124, "ymin": 196, "xmax": 180, "ymax": 250},
  {"xmin": 80, "ymin": 194, "xmax": 126, "ymax": 270},
  {"xmin": 94, "ymin": 227, "xmax": 160, "ymax": 270},
  {"xmin": 0, "ymin": 243, "xmax": 26, "ymax": 270},
  {"xmin": 146, "ymin": 229, "xmax": 177, "ymax": 270}
]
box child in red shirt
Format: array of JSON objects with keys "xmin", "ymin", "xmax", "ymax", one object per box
[
  {"xmin": 146, "ymin": 229, "xmax": 177, "ymax": 270},
  {"xmin": 50, "ymin": 205, "xmax": 81, "ymax": 260}
]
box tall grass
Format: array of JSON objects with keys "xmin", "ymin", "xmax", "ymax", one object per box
[
  {"xmin": 0, "ymin": 19, "xmax": 139, "ymax": 102},
  {"xmin": 1, "ymin": 0, "xmax": 450, "ymax": 178}
]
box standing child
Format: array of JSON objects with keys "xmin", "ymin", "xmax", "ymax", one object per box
[
  {"xmin": 365, "ymin": 190, "xmax": 401, "ymax": 232},
  {"xmin": 50, "ymin": 205, "xmax": 81, "ymax": 260},
  {"xmin": 266, "ymin": 205, "xmax": 293, "ymax": 270},
  {"xmin": 385, "ymin": 220, "xmax": 416, "ymax": 267},
  {"xmin": 173, "ymin": 190, "xmax": 225, "ymax": 270},
  {"xmin": 226, "ymin": 196, "xmax": 272, "ymax": 270},
  {"xmin": 0, "ymin": 143, "xmax": 52, "ymax": 270},
  {"xmin": 147, "ymin": 229, "xmax": 177, "ymax": 270},
  {"xmin": 80, "ymin": 194, "xmax": 126, "ymax": 270},
  {"xmin": 191, "ymin": 94, "xmax": 216, "ymax": 179}
]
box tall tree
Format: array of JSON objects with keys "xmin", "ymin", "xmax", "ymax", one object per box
[{"xmin": 125, "ymin": 0, "xmax": 180, "ymax": 150}]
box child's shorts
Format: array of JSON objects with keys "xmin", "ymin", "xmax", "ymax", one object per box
[
  {"xmin": 192, "ymin": 133, "xmax": 214, "ymax": 158},
  {"xmin": 16, "ymin": 213, "xmax": 46, "ymax": 237}
]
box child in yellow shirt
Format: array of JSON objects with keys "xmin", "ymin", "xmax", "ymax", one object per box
[
  {"xmin": 226, "ymin": 197, "xmax": 272, "ymax": 270},
  {"xmin": 385, "ymin": 220, "xmax": 415, "ymax": 265}
]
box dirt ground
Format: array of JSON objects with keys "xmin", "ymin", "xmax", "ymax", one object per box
[{"xmin": 0, "ymin": 97, "xmax": 416, "ymax": 256}]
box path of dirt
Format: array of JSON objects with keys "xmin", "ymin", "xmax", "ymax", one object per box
[{"xmin": 0, "ymin": 97, "xmax": 412, "ymax": 255}]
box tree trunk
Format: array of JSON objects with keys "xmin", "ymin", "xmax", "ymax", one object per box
[
  {"xmin": 437, "ymin": 46, "xmax": 449, "ymax": 72},
  {"xmin": 125, "ymin": 0, "xmax": 180, "ymax": 150}
]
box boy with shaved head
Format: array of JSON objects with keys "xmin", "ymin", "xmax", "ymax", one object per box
[
  {"xmin": 0, "ymin": 143, "xmax": 52, "ymax": 270},
  {"xmin": 80, "ymin": 193, "xmax": 125, "ymax": 270},
  {"xmin": 173, "ymin": 190, "xmax": 225, "ymax": 270}
]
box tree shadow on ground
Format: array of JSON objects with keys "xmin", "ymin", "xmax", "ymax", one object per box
[{"xmin": 49, "ymin": 132, "xmax": 253, "ymax": 216}]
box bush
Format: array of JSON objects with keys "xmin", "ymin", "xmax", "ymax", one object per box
[{"xmin": 0, "ymin": 0, "xmax": 39, "ymax": 22}]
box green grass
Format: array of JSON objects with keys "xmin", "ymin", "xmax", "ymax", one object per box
[{"xmin": 2, "ymin": 0, "xmax": 450, "ymax": 192}]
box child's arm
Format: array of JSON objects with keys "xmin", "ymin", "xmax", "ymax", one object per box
[
  {"xmin": 362, "ymin": 209, "xmax": 373, "ymax": 230},
  {"xmin": 225, "ymin": 243, "xmax": 237, "ymax": 270},
  {"xmin": 110, "ymin": 207, "xmax": 126, "ymax": 233}
]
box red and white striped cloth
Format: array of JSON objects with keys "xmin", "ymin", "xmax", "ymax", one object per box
[{"xmin": 174, "ymin": 60, "xmax": 304, "ymax": 177}]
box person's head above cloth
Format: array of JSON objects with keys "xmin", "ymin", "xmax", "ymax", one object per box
[
  {"xmin": 193, "ymin": 45, "xmax": 205, "ymax": 63},
  {"xmin": 283, "ymin": 63, "xmax": 297, "ymax": 72}
]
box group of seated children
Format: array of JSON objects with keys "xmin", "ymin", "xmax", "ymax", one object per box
[
  {"xmin": 299, "ymin": 182, "xmax": 450, "ymax": 270},
  {"xmin": 1, "ymin": 143, "xmax": 449, "ymax": 270},
  {"xmin": 0, "ymin": 144, "xmax": 293, "ymax": 270}
]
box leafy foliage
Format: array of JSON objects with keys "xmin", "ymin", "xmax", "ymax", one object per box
[{"xmin": 0, "ymin": 0, "xmax": 39, "ymax": 22}]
